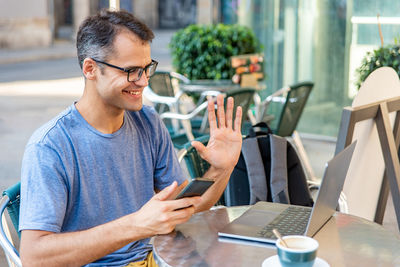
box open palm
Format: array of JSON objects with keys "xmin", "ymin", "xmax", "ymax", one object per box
[{"xmin": 191, "ymin": 94, "xmax": 243, "ymax": 171}]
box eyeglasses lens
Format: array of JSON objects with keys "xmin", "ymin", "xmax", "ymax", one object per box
[{"xmin": 128, "ymin": 62, "xmax": 157, "ymax": 82}]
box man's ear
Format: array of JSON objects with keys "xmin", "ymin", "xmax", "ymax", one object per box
[{"xmin": 82, "ymin": 58, "xmax": 97, "ymax": 80}]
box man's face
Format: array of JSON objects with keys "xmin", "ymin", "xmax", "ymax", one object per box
[{"xmin": 94, "ymin": 30, "xmax": 152, "ymax": 112}]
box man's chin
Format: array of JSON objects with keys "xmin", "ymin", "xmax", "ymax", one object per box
[{"xmin": 125, "ymin": 103, "xmax": 143, "ymax": 112}]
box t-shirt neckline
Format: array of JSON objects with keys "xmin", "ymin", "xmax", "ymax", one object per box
[{"xmin": 71, "ymin": 103, "xmax": 127, "ymax": 138}]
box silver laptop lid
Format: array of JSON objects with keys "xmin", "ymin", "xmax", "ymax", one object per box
[{"xmin": 305, "ymin": 141, "xmax": 357, "ymax": 237}]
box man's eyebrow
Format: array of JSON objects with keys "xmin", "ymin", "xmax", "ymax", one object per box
[{"xmin": 125, "ymin": 61, "xmax": 152, "ymax": 70}]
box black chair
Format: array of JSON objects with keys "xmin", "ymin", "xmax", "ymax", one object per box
[
  {"xmin": 272, "ymin": 82, "xmax": 314, "ymax": 137},
  {"xmin": 253, "ymin": 82, "xmax": 317, "ymax": 182},
  {"xmin": 177, "ymin": 135, "xmax": 227, "ymax": 205},
  {"xmin": 177, "ymin": 135, "xmax": 210, "ymax": 178},
  {"xmin": 161, "ymin": 88, "xmax": 256, "ymax": 149}
]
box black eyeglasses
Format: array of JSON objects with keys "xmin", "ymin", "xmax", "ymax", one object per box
[{"xmin": 92, "ymin": 59, "xmax": 158, "ymax": 82}]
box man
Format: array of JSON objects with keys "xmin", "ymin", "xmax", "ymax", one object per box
[{"xmin": 19, "ymin": 9, "xmax": 242, "ymax": 267}]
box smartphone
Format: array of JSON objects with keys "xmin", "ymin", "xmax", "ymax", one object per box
[{"xmin": 175, "ymin": 178, "xmax": 215, "ymax": 199}]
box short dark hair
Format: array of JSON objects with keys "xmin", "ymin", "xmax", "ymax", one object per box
[{"xmin": 76, "ymin": 9, "xmax": 154, "ymax": 69}]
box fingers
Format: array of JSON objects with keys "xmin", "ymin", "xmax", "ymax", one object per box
[
  {"xmin": 234, "ymin": 106, "xmax": 242, "ymax": 132},
  {"xmin": 153, "ymin": 181, "xmax": 178, "ymax": 201},
  {"xmin": 207, "ymin": 96, "xmax": 217, "ymax": 132},
  {"xmin": 168, "ymin": 180, "xmax": 189, "ymax": 200},
  {"xmin": 225, "ymin": 97, "xmax": 234, "ymax": 129},
  {"xmin": 207, "ymin": 93, "xmax": 241, "ymax": 133},
  {"xmin": 159, "ymin": 205, "xmax": 197, "ymax": 233},
  {"xmin": 216, "ymin": 94, "xmax": 226, "ymax": 128},
  {"xmin": 169, "ymin": 197, "xmax": 201, "ymax": 211}
]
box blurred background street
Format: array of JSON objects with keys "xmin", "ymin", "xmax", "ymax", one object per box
[
  {"xmin": 0, "ymin": 29, "xmax": 398, "ymax": 266},
  {"xmin": 1, "ymin": 0, "xmax": 400, "ymax": 265}
]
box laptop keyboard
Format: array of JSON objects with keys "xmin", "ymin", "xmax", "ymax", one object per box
[{"xmin": 257, "ymin": 206, "xmax": 312, "ymax": 239}]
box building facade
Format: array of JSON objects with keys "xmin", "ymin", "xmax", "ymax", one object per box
[{"xmin": 0, "ymin": 0, "xmax": 217, "ymax": 49}]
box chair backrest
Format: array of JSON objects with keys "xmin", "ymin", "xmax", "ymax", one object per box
[
  {"xmin": 2, "ymin": 183, "xmax": 20, "ymax": 237},
  {"xmin": 148, "ymin": 71, "xmax": 175, "ymax": 97},
  {"xmin": 180, "ymin": 135, "xmax": 210, "ymax": 178},
  {"xmin": 178, "ymin": 135, "xmax": 227, "ymax": 205},
  {"xmin": 274, "ymin": 82, "xmax": 313, "ymax": 137},
  {"xmin": 225, "ymin": 88, "xmax": 256, "ymax": 124},
  {"xmin": 1, "ymin": 182, "xmax": 22, "ymax": 267}
]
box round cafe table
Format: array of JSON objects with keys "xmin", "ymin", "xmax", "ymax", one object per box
[{"xmin": 153, "ymin": 204, "xmax": 400, "ymax": 267}]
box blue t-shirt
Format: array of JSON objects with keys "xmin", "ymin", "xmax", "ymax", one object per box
[{"xmin": 19, "ymin": 104, "xmax": 185, "ymax": 266}]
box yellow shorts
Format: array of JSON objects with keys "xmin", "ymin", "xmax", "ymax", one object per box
[{"xmin": 125, "ymin": 251, "xmax": 158, "ymax": 267}]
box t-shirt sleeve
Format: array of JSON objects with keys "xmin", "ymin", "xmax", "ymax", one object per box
[
  {"xmin": 150, "ymin": 112, "xmax": 186, "ymax": 190},
  {"xmin": 19, "ymin": 143, "xmax": 68, "ymax": 233}
]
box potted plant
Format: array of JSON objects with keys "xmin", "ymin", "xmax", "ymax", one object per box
[
  {"xmin": 169, "ymin": 24, "xmax": 261, "ymax": 80},
  {"xmin": 355, "ymin": 38, "xmax": 400, "ymax": 89}
]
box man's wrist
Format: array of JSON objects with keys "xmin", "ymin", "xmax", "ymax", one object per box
[
  {"xmin": 118, "ymin": 212, "xmax": 151, "ymax": 241},
  {"xmin": 207, "ymin": 166, "xmax": 234, "ymax": 182}
]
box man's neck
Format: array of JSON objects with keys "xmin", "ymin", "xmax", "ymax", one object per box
[{"xmin": 75, "ymin": 90, "xmax": 125, "ymax": 134}]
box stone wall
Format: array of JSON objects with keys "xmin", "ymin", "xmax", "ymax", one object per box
[
  {"xmin": 0, "ymin": 17, "xmax": 52, "ymax": 49},
  {"xmin": 0, "ymin": 0, "xmax": 52, "ymax": 48}
]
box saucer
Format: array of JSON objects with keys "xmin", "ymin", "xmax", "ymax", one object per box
[{"xmin": 262, "ymin": 255, "xmax": 330, "ymax": 267}]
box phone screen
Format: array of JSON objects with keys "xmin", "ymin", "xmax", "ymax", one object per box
[{"xmin": 175, "ymin": 178, "xmax": 214, "ymax": 199}]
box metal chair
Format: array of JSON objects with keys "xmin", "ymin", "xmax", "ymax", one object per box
[
  {"xmin": 161, "ymin": 88, "xmax": 256, "ymax": 149},
  {"xmin": 177, "ymin": 135, "xmax": 210, "ymax": 178},
  {"xmin": 146, "ymin": 71, "xmax": 190, "ymax": 112},
  {"xmin": 272, "ymin": 82, "xmax": 314, "ymax": 137},
  {"xmin": 0, "ymin": 182, "xmax": 22, "ymax": 267},
  {"xmin": 144, "ymin": 71, "xmax": 192, "ymax": 137},
  {"xmin": 193, "ymin": 88, "xmax": 256, "ymax": 135},
  {"xmin": 273, "ymin": 82, "xmax": 316, "ymax": 182},
  {"xmin": 177, "ymin": 135, "xmax": 227, "ymax": 206},
  {"xmin": 254, "ymin": 82, "xmax": 316, "ymax": 181},
  {"xmin": 248, "ymin": 86, "xmax": 291, "ymax": 125}
]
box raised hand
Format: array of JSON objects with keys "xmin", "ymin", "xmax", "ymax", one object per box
[{"xmin": 191, "ymin": 94, "xmax": 243, "ymax": 172}]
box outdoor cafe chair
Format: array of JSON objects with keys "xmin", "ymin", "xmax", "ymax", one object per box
[
  {"xmin": 177, "ymin": 135, "xmax": 226, "ymax": 206},
  {"xmin": 144, "ymin": 71, "xmax": 193, "ymax": 136},
  {"xmin": 250, "ymin": 82, "xmax": 317, "ymax": 181},
  {"xmin": 188, "ymin": 88, "xmax": 257, "ymax": 135},
  {"xmin": 255, "ymin": 82, "xmax": 348, "ymax": 208},
  {"xmin": 0, "ymin": 182, "xmax": 22, "ymax": 267},
  {"xmin": 160, "ymin": 88, "xmax": 256, "ymax": 149},
  {"xmin": 146, "ymin": 71, "xmax": 191, "ymax": 113}
]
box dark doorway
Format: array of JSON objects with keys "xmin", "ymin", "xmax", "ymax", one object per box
[{"xmin": 54, "ymin": 0, "xmax": 74, "ymax": 40}]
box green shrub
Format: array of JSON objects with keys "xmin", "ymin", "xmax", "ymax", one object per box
[
  {"xmin": 169, "ymin": 24, "xmax": 261, "ymax": 80},
  {"xmin": 355, "ymin": 44, "xmax": 400, "ymax": 89}
]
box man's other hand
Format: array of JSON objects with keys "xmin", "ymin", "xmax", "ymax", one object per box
[{"xmin": 132, "ymin": 181, "xmax": 201, "ymax": 236}]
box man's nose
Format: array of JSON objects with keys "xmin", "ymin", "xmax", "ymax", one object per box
[{"xmin": 133, "ymin": 73, "xmax": 149, "ymax": 87}]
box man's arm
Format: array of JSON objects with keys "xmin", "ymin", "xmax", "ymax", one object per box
[
  {"xmin": 190, "ymin": 94, "xmax": 243, "ymax": 212},
  {"xmin": 20, "ymin": 181, "xmax": 201, "ymax": 267}
]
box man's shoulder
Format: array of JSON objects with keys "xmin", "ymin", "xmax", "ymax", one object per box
[{"xmin": 28, "ymin": 105, "xmax": 76, "ymax": 146}]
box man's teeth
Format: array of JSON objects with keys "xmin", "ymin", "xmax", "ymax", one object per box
[{"xmin": 128, "ymin": 91, "xmax": 140, "ymax": 95}]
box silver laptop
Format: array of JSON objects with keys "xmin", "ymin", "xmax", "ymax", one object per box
[{"xmin": 218, "ymin": 141, "xmax": 356, "ymax": 244}]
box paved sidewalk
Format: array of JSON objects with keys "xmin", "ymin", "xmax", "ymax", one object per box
[{"xmin": 0, "ymin": 40, "xmax": 76, "ymax": 65}]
